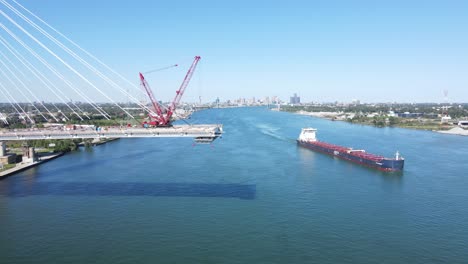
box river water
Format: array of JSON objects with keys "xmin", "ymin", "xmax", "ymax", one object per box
[{"xmin": 1, "ymin": 107, "xmax": 467, "ymax": 263}]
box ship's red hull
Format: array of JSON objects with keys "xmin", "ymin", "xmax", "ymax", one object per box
[{"xmin": 297, "ymin": 140, "xmax": 404, "ymax": 172}]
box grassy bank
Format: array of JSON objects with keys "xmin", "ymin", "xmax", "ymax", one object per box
[
  {"xmin": 0, "ymin": 164, "xmax": 15, "ymax": 172},
  {"xmin": 283, "ymin": 105, "xmax": 462, "ymax": 131}
]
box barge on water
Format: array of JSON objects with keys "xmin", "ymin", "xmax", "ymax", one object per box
[{"xmin": 297, "ymin": 128, "xmax": 404, "ymax": 172}]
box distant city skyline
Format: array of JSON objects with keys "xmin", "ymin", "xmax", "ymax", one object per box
[{"xmin": 1, "ymin": 0, "xmax": 467, "ymax": 103}]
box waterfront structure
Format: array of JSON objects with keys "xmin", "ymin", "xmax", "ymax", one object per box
[
  {"xmin": 0, "ymin": 141, "xmax": 18, "ymax": 166},
  {"xmin": 22, "ymin": 147, "xmax": 37, "ymax": 163},
  {"xmin": 0, "ymin": 141, "xmax": 5, "ymax": 156},
  {"xmin": 0, "ymin": 154, "xmax": 16, "ymax": 165},
  {"xmin": 441, "ymin": 115, "xmax": 452, "ymax": 124}
]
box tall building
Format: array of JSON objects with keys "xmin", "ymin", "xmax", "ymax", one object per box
[{"xmin": 290, "ymin": 93, "xmax": 300, "ymax": 104}]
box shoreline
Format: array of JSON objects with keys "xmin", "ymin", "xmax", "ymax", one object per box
[
  {"xmin": 0, "ymin": 138, "xmax": 120, "ymax": 180},
  {"xmin": 0, "ymin": 152, "xmax": 64, "ymax": 180},
  {"xmin": 294, "ymin": 110, "xmax": 468, "ymax": 136},
  {"xmin": 77, "ymin": 137, "xmax": 119, "ymax": 147},
  {"xmin": 436, "ymin": 127, "xmax": 468, "ymax": 136}
]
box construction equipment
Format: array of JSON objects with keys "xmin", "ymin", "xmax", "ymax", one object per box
[
  {"xmin": 139, "ymin": 56, "xmax": 201, "ymax": 127},
  {"xmin": 139, "ymin": 72, "xmax": 166, "ymax": 126}
]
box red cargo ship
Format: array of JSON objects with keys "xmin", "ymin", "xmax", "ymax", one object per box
[{"xmin": 297, "ymin": 128, "xmax": 404, "ymax": 172}]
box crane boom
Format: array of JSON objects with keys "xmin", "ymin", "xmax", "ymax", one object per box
[
  {"xmin": 165, "ymin": 56, "xmax": 201, "ymax": 124},
  {"xmin": 139, "ymin": 72, "xmax": 165, "ymax": 124}
]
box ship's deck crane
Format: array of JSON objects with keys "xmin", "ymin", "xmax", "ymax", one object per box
[{"xmin": 139, "ymin": 56, "xmax": 201, "ymax": 127}]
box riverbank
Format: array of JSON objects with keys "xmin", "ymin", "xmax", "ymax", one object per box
[
  {"xmin": 296, "ymin": 110, "xmax": 340, "ymax": 120},
  {"xmin": 1, "ymin": 138, "xmax": 120, "ymax": 180},
  {"xmin": 0, "ymin": 152, "xmax": 64, "ymax": 180},
  {"xmin": 436, "ymin": 127, "xmax": 468, "ymax": 136},
  {"xmin": 77, "ymin": 138, "xmax": 119, "ymax": 147},
  {"xmin": 295, "ymin": 110, "xmax": 468, "ymax": 136}
]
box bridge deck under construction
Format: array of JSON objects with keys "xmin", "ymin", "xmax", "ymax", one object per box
[{"xmin": 0, "ymin": 125, "xmax": 223, "ymax": 142}]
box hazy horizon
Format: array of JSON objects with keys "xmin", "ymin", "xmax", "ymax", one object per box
[{"xmin": 1, "ymin": 0, "xmax": 467, "ymax": 104}]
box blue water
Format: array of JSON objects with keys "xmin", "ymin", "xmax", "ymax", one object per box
[{"xmin": 1, "ymin": 107, "xmax": 468, "ymax": 263}]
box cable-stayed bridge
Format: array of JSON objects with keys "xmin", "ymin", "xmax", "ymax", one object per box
[{"xmin": 0, "ymin": 0, "xmax": 222, "ymax": 143}]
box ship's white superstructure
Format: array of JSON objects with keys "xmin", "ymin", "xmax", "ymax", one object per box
[{"xmin": 298, "ymin": 128, "xmax": 317, "ymax": 142}]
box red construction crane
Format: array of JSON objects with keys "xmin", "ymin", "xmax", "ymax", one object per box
[
  {"xmin": 165, "ymin": 56, "xmax": 201, "ymax": 125},
  {"xmin": 139, "ymin": 72, "xmax": 165, "ymax": 125},
  {"xmin": 139, "ymin": 56, "xmax": 201, "ymax": 127}
]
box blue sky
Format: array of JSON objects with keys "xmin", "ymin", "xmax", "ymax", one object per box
[{"xmin": 2, "ymin": 0, "xmax": 468, "ymax": 103}]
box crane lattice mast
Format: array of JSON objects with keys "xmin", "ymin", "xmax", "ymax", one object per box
[
  {"xmin": 139, "ymin": 56, "xmax": 201, "ymax": 126},
  {"xmin": 139, "ymin": 72, "xmax": 165, "ymax": 125},
  {"xmin": 165, "ymin": 56, "xmax": 201, "ymax": 124}
]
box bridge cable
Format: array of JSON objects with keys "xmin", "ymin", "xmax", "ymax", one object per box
[
  {"xmin": 0, "ymin": 81, "xmax": 34, "ymax": 123},
  {"xmin": 0, "ymin": 84, "xmax": 22, "ymax": 122},
  {"xmin": 0, "ymin": 63, "xmax": 49, "ymax": 121},
  {"xmin": 7, "ymin": 0, "xmax": 159, "ymax": 115},
  {"xmin": 0, "ymin": 36, "xmax": 83, "ymax": 121},
  {"xmin": 0, "ymin": 50, "xmax": 58, "ymax": 122},
  {"xmin": 0, "ymin": 9, "xmax": 135, "ymax": 119},
  {"xmin": 0, "ymin": 23, "xmax": 110, "ymax": 119},
  {"xmin": 0, "ymin": 24, "xmax": 98, "ymax": 119},
  {"xmin": 0, "ymin": 0, "xmax": 158, "ymax": 117},
  {"xmin": 0, "ymin": 113, "xmax": 8, "ymax": 125},
  {"xmin": 0, "ymin": 36, "xmax": 71, "ymax": 121},
  {"xmin": 1, "ymin": 0, "xmax": 157, "ymax": 117}
]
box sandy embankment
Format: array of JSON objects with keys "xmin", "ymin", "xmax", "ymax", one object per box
[
  {"xmin": 437, "ymin": 127, "xmax": 468, "ymax": 136},
  {"xmin": 296, "ymin": 111, "xmax": 341, "ymax": 119}
]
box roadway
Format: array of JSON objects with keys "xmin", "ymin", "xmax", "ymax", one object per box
[{"xmin": 0, "ymin": 125, "xmax": 223, "ymax": 142}]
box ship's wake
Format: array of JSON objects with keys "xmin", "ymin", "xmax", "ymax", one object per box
[{"xmin": 256, "ymin": 123, "xmax": 290, "ymax": 142}]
